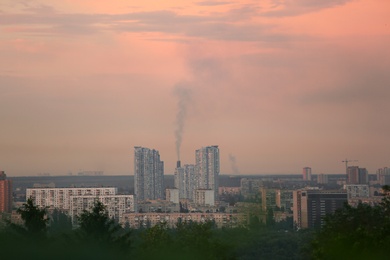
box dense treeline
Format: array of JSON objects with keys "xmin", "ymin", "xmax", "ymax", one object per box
[
  {"xmin": 3, "ymin": 189, "xmax": 390, "ymax": 259},
  {"xmin": 0, "ymin": 199, "xmax": 312, "ymax": 259},
  {"xmin": 310, "ymin": 186, "xmax": 390, "ymax": 259}
]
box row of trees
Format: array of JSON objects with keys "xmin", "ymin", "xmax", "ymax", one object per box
[
  {"xmin": 309, "ymin": 186, "xmax": 390, "ymax": 259},
  {"xmin": 3, "ymin": 189, "xmax": 390, "ymax": 259},
  {"xmin": 0, "ymin": 198, "xmax": 312, "ymax": 259}
]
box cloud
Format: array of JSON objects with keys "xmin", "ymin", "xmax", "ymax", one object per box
[
  {"xmin": 195, "ymin": 1, "xmax": 232, "ymax": 6},
  {"xmin": 264, "ymin": 0, "xmax": 354, "ymax": 17},
  {"xmin": 0, "ymin": 5, "xmax": 284, "ymax": 42}
]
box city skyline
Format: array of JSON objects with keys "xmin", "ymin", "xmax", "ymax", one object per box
[{"xmin": 1, "ymin": 0, "xmax": 389, "ymax": 176}]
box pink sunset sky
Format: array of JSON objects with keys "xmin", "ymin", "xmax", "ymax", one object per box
[{"xmin": 0, "ymin": 0, "xmax": 389, "ymax": 176}]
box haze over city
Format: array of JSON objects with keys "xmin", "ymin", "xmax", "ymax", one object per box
[{"xmin": 0, "ymin": 0, "xmax": 389, "ymax": 176}]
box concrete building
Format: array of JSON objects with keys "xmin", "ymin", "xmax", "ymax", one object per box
[
  {"xmin": 302, "ymin": 167, "xmax": 312, "ymax": 181},
  {"xmin": 69, "ymin": 195, "xmax": 136, "ymax": 225},
  {"xmin": 293, "ymin": 189, "xmax": 347, "ymax": 229},
  {"xmin": 195, "ymin": 146, "xmax": 219, "ymax": 202},
  {"xmin": 275, "ymin": 189, "xmax": 293, "ymax": 212},
  {"xmin": 174, "ymin": 163, "xmax": 196, "ymax": 200},
  {"xmin": 219, "ymin": 186, "xmax": 241, "ymax": 196},
  {"xmin": 317, "ymin": 174, "xmax": 328, "ymax": 184},
  {"xmin": 260, "ymin": 187, "xmax": 276, "ymax": 211},
  {"xmin": 345, "ymin": 184, "xmax": 369, "ymax": 199},
  {"xmin": 137, "ymin": 200, "xmax": 180, "ymax": 213},
  {"xmin": 134, "ymin": 146, "xmax": 164, "ymax": 201},
  {"xmin": 26, "ymin": 187, "xmax": 117, "ymax": 210},
  {"xmin": 121, "ymin": 212, "xmax": 241, "ymax": 229},
  {"xmin": 166, "ymin": 188, "xmax": 179, "ymax": 204},
  {"xmin": 347, "ymin": 166, "xmax": 368, "ymax": 184},
  {"xmin": 377, "ymin": 167, "xmax": 390, "ymax": 186},
  {"xmin": 194, "ymin": 189, "xmax": 215, "ymax": 206},
  {"xmin": 0, "ymin": 171, "xmax": 12, "ymax": 213},
  {"xmin": 240, "ymin": 178, "xmax": 262, "ymax": 198}
]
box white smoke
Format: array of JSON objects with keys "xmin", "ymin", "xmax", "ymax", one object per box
[
  {"xmin": 229, "ymin": 153, "xmax": 240, "ymax": 175},
  {"xmin": 174, "ymin": 84, "xmax": 192, "ymax": 161}
]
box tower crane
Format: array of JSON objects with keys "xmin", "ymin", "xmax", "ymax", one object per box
[{"xmin": 342, "ymin": 159, "xmax": 358, "ymax": 174}]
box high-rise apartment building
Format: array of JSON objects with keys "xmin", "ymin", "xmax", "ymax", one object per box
[
  {"xmin": 377, "ymin": 167, "xmax": 390, "ymax": 186},
  {"xmin": 347, "ymin": 166, "xmax": 368, "ymax": 184},
  {"xmin": 174, "ymin": 163, "xmax": 196, "ymax": 200},
  {"xmin": 0, "ymin": 171, "xmax": 12, "ymax": 213},
  {"xmin": 195, "ymin": 146, "xmax": 220, "ymax": 200},
  {"xmin": 302, "ymin": 167, "xmax": 312, "ymax": 181},
  {"xmin": 134, "ymin": 146, "xmax": 164, "ymax": 201},
  {"xmin": 293, "ymin": 189, "xmax": 347, "ymax": 229}
]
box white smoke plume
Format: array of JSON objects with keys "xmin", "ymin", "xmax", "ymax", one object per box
[
  {"xmin": 229, "ymin": 153, "xmax": 240, "ymax": 175},
  {"xmin": 174, "ymin": 84, "xmax": 192, "ymax": 161}
]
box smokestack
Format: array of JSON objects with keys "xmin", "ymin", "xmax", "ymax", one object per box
[{"xmin": 177, "ymin": 160, "xmax": 181, "ymax": 168}]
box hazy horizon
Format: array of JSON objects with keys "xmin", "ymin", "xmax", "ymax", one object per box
[{"xmin": 1, "ymin": 0, "xmax": 389, "ymax": 176}]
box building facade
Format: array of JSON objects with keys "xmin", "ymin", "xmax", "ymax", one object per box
[
  {"xmin": 134, "ymin": 146, "xmax": 164, "ymax": 201},
  {"xmin": 240, "ymin": 178, "xmax": 262, "ymax": 198},
  {"xmin": 0, "ymin": 171, "xmax": 12, "ymax": 213},
  {"xmin": 195, "ymin": 146, "xmax": 220, "ymax": 201},
  {"xmin": 69, "ymin": 195, "xmax": 136, "ymax": 225},
  {"xmin": 293, "ymin": 189, "xmax": 347, "ymax": 229},
  {"xmin": 121, "ymin": 212, "xmax": 241, "ymax": 229},
  {"xmin": 260, "ymin": 187, "xmax": 276, "ymax": 211},
  {"xmin": 302, "ymin": 167, "xmax": 312, "ymax": 181},
  {"xmin": 194, "ymin": 189, "xmax": 215, "ymax": 206},
  {"xmin": 345, "ymin": 184, "xmax": 370, "ymax": 199},
  {"xmin": 166, "ymin": 188, "xmax": 179, "ymax": 204},
  {"xmin": 377, "ymin": 167, "xmax": 390, "ymax": 186},
  {"xmin": 26, "ymin": 187, "xmax": 117, "ymax": 210},
  {"xmin": 174, "ymin": 164, "xmax": 196, "ymax": 200},
  {"xmin": 275, "ymin": 189, "xmax": 293, "ymax": 212},
  {"xmin": 317, "ymin": 174, "xmax": 329, "ymax": 184},
  {"xmin": 347, "ymin": 166, "xmax": 368, "ymax": 184}
]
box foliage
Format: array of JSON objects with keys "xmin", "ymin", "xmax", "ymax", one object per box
[
  {"xmin": 76, "ymin": 200, "xmax": 132, "ymax": 251},
  {"xmin": 0, "ymin": 198, "xmax": 314, "ymax": 259},
  {"xmin": 310, "ymin": 186, "xmax": 390, "ymax": 259},
  {"xmin": 16, "ymin": 197, "xmax": 48, "ymax": 237},
  {"xmin": 48, "ymin": 209, "xmax": 73, "ymax": 236}
]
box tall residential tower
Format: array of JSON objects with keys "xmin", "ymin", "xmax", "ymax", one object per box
[
  {"xmin": 174, "ymin": 163, "xmax": 196, "ymax": 200},
  {"xmin": 134, "ymin": 147, "xmax": 164, "ymax": 201},
  {"xmin": 195, "ymin": 145, "xmax": 220, "ymax": 200}
]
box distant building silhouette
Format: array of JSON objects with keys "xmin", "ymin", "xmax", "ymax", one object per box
[
  {"xmin": 317, "ymin": 173, "xmax": 328, "ymax": 184},
  {"xmin": 0, "ymin": 171, "xmax": 12, "ymax": 213},
  {"xmin": 134, "ymin": 146, "xmax": 164, "ymax": 201},
  {"xmin": 302, "ymin": 167, "xmax": 312, "ymax": 181},
  {"xmin": 377, "ymin": 167, "xmax": 390, "ymax": 185}
]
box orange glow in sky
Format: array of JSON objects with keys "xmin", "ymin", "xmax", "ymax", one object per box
[{"xmin": 0, "ymin": 0, "xmax": 389, "ymax": 176}]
